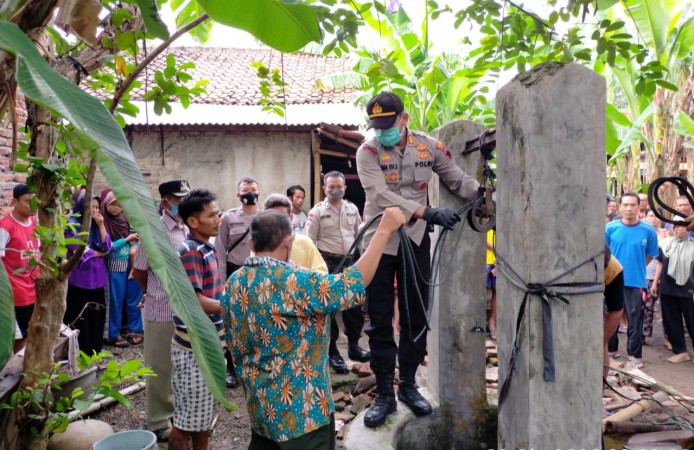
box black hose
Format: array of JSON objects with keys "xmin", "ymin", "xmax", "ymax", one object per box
[{"xmin": 647, "ymin": 176, "xmax": 694, "ymax": 227}]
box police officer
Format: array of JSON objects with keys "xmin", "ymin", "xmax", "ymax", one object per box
[
  {"xmin": 307, "ymin": 171, "xmax": 370, "ymax": 373},
  {"xmin": 356, "ymin": 92, "xmax": 481, "ymax": 427},
  {"xmin": 215, "ymin": 176, "xmax": 261, "ymax": 388}
]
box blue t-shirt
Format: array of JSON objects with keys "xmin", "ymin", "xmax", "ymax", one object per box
[{"xmin": 605, "ymin": 220, "xmax": 658, "ymax": 288}]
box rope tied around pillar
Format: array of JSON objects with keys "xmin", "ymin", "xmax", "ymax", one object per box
[{"xmin": 496, "ymin": 250, "xmax": 605, "ymax": 407}]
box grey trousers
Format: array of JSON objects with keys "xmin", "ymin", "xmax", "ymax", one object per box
[{"xmin": 144, "ymin": 319, "xmax": 175, "ymax": 431}]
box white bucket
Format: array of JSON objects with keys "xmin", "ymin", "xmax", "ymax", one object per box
[{"xmin": 90, "ymin": 430, "xmax": 157, "ymax": 450}]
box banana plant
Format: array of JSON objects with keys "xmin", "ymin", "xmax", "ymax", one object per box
[{"xmin": 0, "ymin": 0, "xmax": 327, "ymax": 427}]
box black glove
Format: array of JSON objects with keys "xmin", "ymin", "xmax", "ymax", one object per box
[{"xmin": 422, "ymin": 206, "xmax": 461, "ymax": 230}]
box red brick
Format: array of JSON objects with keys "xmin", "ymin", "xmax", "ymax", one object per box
[
  {"xmin": 13, "ymin": 174, "xmax": 26, "ymax": 182},
  {"xmin": 0, "ymin": 174, "xmax": 13, "ymax": 182}
]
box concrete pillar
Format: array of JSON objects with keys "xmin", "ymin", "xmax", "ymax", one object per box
[
  {"xmin": 428, "ymin": 120, "xmax": 489, "ymax": 446},
  {"xmin": 496, "ymin": 62, "xmax": 606, "ymax": 449}
]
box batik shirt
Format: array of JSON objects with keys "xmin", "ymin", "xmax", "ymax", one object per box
[{"xmin": 220, "ymin": 256, "xmax": 365, "ymax": 442}]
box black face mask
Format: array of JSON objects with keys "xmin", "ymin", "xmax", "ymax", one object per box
[{"xmin": 240, "ymin": 192, "xmax": 259, "ymax": 206}]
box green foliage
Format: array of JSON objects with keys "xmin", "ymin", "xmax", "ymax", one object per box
[
  {"xmin": 140, "ymin": 53, "xmax": 209, "ymax": 114},
  {"xmin": 0, "ymin": 258, "xmax": 14, "ymax": 371},
  {"xmin": 196, "ymin": 0, "xmax": 323, "ymax": 52},
  {"xmin": 135, "ymin": 0, "xmax": 170, "ymax": 40},
  {"xmin": 0, "ymin": 19, "xmax": 233, "ymax": 410},
  {"xmin": 0, "ymin": 351, "xmax": 154, "ymax": 444},
  {"xmin": 251, "ymin": 60, "xmax": 288, "ymax": 117}
]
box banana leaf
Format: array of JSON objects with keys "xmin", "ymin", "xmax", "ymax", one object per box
[{"xmin": 0, "ymin": 20, "xmax": 232, "ymax": 409}]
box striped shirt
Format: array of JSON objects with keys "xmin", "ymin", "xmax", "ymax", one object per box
[
  {"xmin": 133, "ymin": 213, "xmax": 188, "ymax": 322},
  {"xmin": 173, "ymin": 236, "xmax": 225, "ymax": 351}
]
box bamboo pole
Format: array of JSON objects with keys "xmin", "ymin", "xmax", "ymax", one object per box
[
  {"xmin": 68, "ymin": 382, "xmax": 146, "ymax": 419},
  {"xmin": 602, "ymin": 390, "xmax": 669, "ymax": 431}
]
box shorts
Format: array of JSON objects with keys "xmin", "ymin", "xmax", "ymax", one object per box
[
  {"xmin": 171, "ymin": 344, "xmax": 215, "ymax": 432},
  {"xmin": 15, "ymin": 304, "xmax": 34, "ymax": 339},
  {"xmin": 486, "ymin": 265, "xmax": 496, "ymax": 289}
]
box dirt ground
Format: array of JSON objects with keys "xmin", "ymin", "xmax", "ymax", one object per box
[
  {"xmin": 610, "ymin": 298, "xmax": 694, "ymax": 398},
  {"xmin": 88, "ymin": 299, "xmax": 693, "ymax": 450}
]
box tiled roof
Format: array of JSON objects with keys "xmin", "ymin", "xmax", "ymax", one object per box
[
  {"xmin": 125, "ymin": 101, "xmax": 364, "ymax": 128},
  {"xmin": 128, "ymin": 47, "xmax": 355, "ymax": 105}
]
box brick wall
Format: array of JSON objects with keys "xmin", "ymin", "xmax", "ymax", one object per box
[{"xmin": 0, "ymin": 94, "xmax": 28, "ymax": 215}]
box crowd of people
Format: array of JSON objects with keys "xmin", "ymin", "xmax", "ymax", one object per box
[
  {"xmin": 2, "ymin": 90, "xmax": 693, "ymax": 449},
  {"xmin": 604, "ymin": 192, "xmax": 694, "ymax": 369}
]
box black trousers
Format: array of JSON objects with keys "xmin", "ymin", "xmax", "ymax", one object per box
[
  {"xmin": 365, "ymin": 233, "xmax": 430, "ymax": 374},
  {"xmin": 661, "ymin": 293, "xmax": 694, "ymax": 355},
  {"xmin": 322, "ymin": 253, "xmax": 364, "ymax": 355},
  {"xmin": 64, "ymin": 284, "xmax": 106, "ymax": 356},
  {"xmin": 248, "ymin": 415, "xmax": 335, "ymax": 450},
  {"xmin": 607, "ymin": 287, "xmax": 644, "ymax": 357}
]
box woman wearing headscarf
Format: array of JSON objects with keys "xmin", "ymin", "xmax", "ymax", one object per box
[
  {"xmin": 650, "ymin": 221, "xmax": 694, "ymax": 364},
  {"xmin": 63, "ymin": 195, "xmax": 111, "ymax": 355},
  {"xmin": 102, "ymin": 191, "xmax": 143, "ymax": 347}
]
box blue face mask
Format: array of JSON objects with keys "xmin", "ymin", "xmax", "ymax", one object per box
[
  {"xmin": 165, "ymin": 200, "xmax": 179, "ymax": 219},
  {"xmin": 375, "ymin": 124, "xmax": 402, "ymax": 147}
]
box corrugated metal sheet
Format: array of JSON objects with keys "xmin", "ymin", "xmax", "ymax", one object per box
[{"xmin": 125, "ymin": 102, "xmax": 364, "ymax": 127}]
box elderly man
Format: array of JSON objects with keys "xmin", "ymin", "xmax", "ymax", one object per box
[
  {"xmin": 264, "ymin": 193, "xmax": 327, "ymax": 272},
  {"xmin": 221, "ymin": 207, "xmax": 405, "ymax": 449}
]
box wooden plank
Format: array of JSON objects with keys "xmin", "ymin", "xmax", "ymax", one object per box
[
  {"xmin": 312, "ymin": 130, "xmax": 323, "ymax": 205},
  {"xmin": 0, "ymin": 354, "xmax": 24, "ymax": 402},
  {"xmin": 626, "ymin": 430, "xmax": 694, "ymax": 444},
  {"xmin": 316, "ymin": 148, "xmax": 357, "ymax": 160}
]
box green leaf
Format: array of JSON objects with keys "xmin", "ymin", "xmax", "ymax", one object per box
[
  {"xmin": 120, "ymin": 359, "xmax": 141, "ymax": 377},
  {"xmin": 674, "ymin": 111, "xmax": 694, "ymax": 138},
  {"xmin": 0, "ymin": 20, "xmax": 232, "ymax": 410},
  {"xmin": 0, "ymin": 259, "xmax": 15, "ymax": 369},
  {"xmin": 196, "ymin": 0, "xmax": 322, "ymax": 52},
  {"xmin": 135, "ymin": 0, "xmax": 170, "ymax": 40}
]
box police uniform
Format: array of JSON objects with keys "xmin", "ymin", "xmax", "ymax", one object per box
[
  {"xmin": 216, "ymin": 207, "xmax": 258, "ymax": 280},
  {"xmin": 307, "ymin": 198, "xmax": 367, "ymax": 364},
  {"xmin": 356, "ymin": 129, "xmax": 479, "ymax": 385}
]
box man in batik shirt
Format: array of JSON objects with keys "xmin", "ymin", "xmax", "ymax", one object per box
[{"xmin": 220, "ymin": 208, "xmax": 405, "ymax": 448}]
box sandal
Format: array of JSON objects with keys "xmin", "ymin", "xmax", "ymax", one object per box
[
  {"xmin": 126, "ymin": 333, "xmax": 143, "ymax": 345},
  {"xmin": 106, "ymin": 336, "xmax": 129, "ymax": 348},
  {"xmin": 628, "ymin": 357, "xmax": 644, "ymax": 369}
]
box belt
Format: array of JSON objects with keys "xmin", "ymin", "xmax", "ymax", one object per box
[{"xmin": 319, "ymin": 251, "xmax": 354, "ymax": 263}]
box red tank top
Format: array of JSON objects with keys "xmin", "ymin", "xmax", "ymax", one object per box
[{"xmin": 0, "ymin": 214, "xmax": 40, "ymax": 307}]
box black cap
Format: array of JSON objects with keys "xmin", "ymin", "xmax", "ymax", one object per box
[
  {"xmin": 366, "ymin": 92, "xmax": 404, "ymax": 130},
  {"xmin": 12, "ymin": 183, "xmax": 30, "ymax": 199},
  {"xmin": 158, "ymin": 180, "xmax": 191, "ymax": 197}
]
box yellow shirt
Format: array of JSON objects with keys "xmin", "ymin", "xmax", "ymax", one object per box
[
  {"xmin": 249, "ymin": 234, "xmax": 328, "ymax": 273},
  {"xmin": 486, "ymin": 230, "xmax": 496, "ymax": 265},
  {"xmin": 291, "ymin": 234, "xmax": 328, "ymax": 272}
]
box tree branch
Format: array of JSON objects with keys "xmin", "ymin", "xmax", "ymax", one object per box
[
  {"xmin": 109, "ymin": 13, "xmax": 209, "ymax": 114},
  {"xmin": 59, "ymin": 157, "xmax": 96, "ymax": 279}
]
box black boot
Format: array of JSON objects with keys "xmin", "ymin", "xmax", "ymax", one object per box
[
  {"xmin": 225, "ymin": 349, "xmax": 237, "ymax": 389},
  {"xmin": 397, "ymin": 365, "xmax": 432, "ymax": 416},
  {"xmin": 347, "ymin": 343, "xmax": 370, "ymax": 362},
  {"xmin": 364, "ymin": 373, "xmax": 397, "ymax": 428}
]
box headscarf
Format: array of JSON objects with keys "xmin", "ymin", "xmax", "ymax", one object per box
[
  {"xmin": 68, "ymin": 194, "xmax": 106, "ymax": 251},
  {"xmin": 661, "ymin": 220, "xmax": 694, "ymax": 286},
  {"xmin": 101, "ymin": 191, "xmax": 130, "ymax": 240}
]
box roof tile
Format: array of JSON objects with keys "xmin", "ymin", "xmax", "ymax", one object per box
[{"xmin": 127, "ymin": 47, "xmax": 355, "ymax": 106}]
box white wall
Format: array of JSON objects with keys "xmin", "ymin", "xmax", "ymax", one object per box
[{"xmin": 98, "ymin": 129, "xmax": 313, "ymax": 211}]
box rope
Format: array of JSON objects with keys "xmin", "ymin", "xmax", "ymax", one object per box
[{"xmin": 496, "ymin": 250, "xmax": 605, "ymax": 407}]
